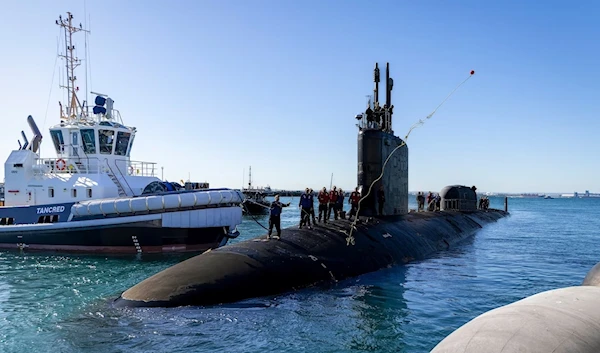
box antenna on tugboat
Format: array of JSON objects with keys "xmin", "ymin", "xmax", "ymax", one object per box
[
  {"xmin": 56, "ymin": 11, "xmax": 89, "ymax": 122},
  {"xmin": 84, "ymin": 0, "xmax": 90, "ymax": 115}
]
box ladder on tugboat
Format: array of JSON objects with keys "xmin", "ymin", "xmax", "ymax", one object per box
[
  {"xmin": 74, "ymin": 161, "xmax": 87, "ymax": 173},
  {"xmin": 108, "ymin": 172, "xmax": 128, "ymax": 197}
]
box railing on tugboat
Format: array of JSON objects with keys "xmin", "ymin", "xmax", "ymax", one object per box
[
  {"xmin": 33, "ymin": 157, "xmax": 157, "ymax": 177},
  {"xmin": 106, "ymin": 159, "xmax": 135, "ymax": 196}
]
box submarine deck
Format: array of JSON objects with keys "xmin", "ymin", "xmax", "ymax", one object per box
[{"xmin": 115, "ymin": 209, "xmax": 508, "ymax": 307}]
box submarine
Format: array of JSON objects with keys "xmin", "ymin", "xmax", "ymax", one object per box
[{"xmin": 114, "ymin": 63, "xmax": 509, "ymax": 308}]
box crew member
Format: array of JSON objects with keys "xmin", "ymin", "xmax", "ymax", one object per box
[
  {"xmin": 336, "ymin": 188, "xmax": 345, "ymax": 219},
  {"xmin": 317, "ymin": 187, "xmax": 329, "ymax": 223},
  {"xmin": 349, "ymin": 187, "xmax": 361, "ymax": 219},
  {"xmin": 308, "ymin": 188, "xmax": 316, "ymax": 224},
  {"xmin": 377, "ymin": 185, "xmax": 385, "ymax": 215},
  {"xmin": 268, "ymin": 195, "xmax": 290, "ymax": 240},
  {"xmin": 299, "ymin": 188, "xmax": 313, "ymax": 229},
  {"xmin": 417, "ymin": 192, "xmax": 425, "ymax": 212},
  {"xmin": 427, "ymin": 192, "xmax": 434, "ymax": 211},
  {"xmin": 328, "ymin": 186, "xmax": 338, "ymax": 221}
]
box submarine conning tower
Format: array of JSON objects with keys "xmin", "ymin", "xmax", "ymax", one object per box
[{"xmin": 356, "ymin": 62, "xmax": 408, "ymax": 216}]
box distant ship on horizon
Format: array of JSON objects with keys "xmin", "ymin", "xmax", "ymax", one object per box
[{"xmin": 561, "ymin": 191, "xmax": 600, "ymax": 198}]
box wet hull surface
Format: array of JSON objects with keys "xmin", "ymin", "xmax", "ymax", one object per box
[
  {"xmin": 0, "ymin": 220, "xmax": 227, "ymax": 254},
  {"xmin": 115, "ymin": 209, "xmax": 508, "ymax": 307}
]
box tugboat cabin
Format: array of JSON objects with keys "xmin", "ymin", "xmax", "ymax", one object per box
[{"xmin": 4, "ymin": 93, "xmax": 160, "ymax": 208}]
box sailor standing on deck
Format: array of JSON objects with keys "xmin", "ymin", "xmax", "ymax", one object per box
[
  {"xmin": 328, "ymin": 186, "xmax": 339, "ymax": 221},
  {"xmin": 349, "ymin": 187, "xmax": 361, "ymax": 219},
  {"xmin": 336, "ymin": 188, "xmax": 345, "ymax": 219},
  {"xmin": 308, "ymin": 188, "xmax": 316, "ymax": 224},
  {"xmin": 416, "ymin": 192, "xmax": 425, "ymax": 212},
  {"xmin": 268, "ymin": 195, "xmax": 290, "ymax": 240},
  {"xmin": 317, "ymin": 187, "xmax": 330, "ymax": 223},
  {"xmin": 299, "ymin": 188, "xmax": 313, "ymax": 229}
]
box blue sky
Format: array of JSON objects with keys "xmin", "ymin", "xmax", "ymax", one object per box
[{"xmin": 1, "ymin": 0, "xmax": 598, "ymax": 193}]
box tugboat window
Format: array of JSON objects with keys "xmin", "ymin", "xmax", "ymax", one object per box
[
  {"xmin": 87, "ymin": 188, "xmax": 92, "ymax": 198},
  {"xmin": 127, "ymin": 134, "xmax": 135, "ymax": 157},
  {"xmin": 81, "ymin": 129, "xmax": 96, "ymax": 154},
  {"xmin": 98, "ymin": 129, "xmax": 115, "ymax": 154},
  {"xmin": 2, "ymin": 217, "xmax": 15, "ymax": 225},
  {"xmin": 50, "ymin": 130, "xmax": 65, "ymax": 154},
  {"xmin": 114, "ymin": 131, "xmax": 131, "ymax": 156},
  {"xmin": 72, "ymin": 189, "xmax": 77, "ymax": 198},
  {"xmin": 48, "ymin": 188, "xmax": 54, "ymax": 198}
]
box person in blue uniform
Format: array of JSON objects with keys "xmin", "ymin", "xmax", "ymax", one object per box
[
  {"xmin": 308, "ymin": 188, "xmax": 316, "ymax": 224},
  {"xmin": 299, "ymin": 188, "xmax": 313, "ymax": 229},
  {"xmin": 336, "ymin": 188, "xmax": 345, "ymax": 219},
  {"xmin": 268, "ymin": 194, "xmax": 290, "ymax": 240}
]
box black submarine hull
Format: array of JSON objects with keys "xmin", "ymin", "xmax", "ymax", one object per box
[{"xmin": 114, "ymin": 209, "xmax": 508, "ymax": 308}]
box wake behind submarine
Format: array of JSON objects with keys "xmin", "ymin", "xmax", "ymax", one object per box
[{"xmin": 114, "ymin": 63, "xmax": 509, "ymax": 308}]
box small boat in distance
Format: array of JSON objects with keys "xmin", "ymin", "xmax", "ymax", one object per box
[
  {"xmin": 0, "ymin": 12, "xmax": 243, "ymax": 254},
  {"xmin": 241, "ymin": 166, "xmax": 270, "ymax": 214}
]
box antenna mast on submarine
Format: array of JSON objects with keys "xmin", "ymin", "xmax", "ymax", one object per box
[
  {"xmin": 373, "ymin": 63, "xmax": 380, "ymax": 106},
  {"xmin": 357, "ymin": 62, "xmax": 394, "ymax": 133},
  {"xmin": 384, "ymin": 62, "xmax": 394, "ymax": 132}
]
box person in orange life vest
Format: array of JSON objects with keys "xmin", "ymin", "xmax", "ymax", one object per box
[
  {"xmin": 377, "ymin": 185, "xmax": 385, "ymax": 215},
  {"xmin": 349, "ymin": 187, "xmax": 361, "ymax": 218},
  {"xmin": 427, "ymin": 191, "xmax": 434, "ymax": 211},
  {"xmin": 317, "ymin": 187, "xmax": 330, "ymax": 223},
  {"xmin": 327, "ymin": 186, "xmax": 338, "ymax": 221},
  {"xmin": 308, "ymin": 188, "xmax": 316, "ymax": 224},
  {"xmin": 298, "ymin": 188, "xmax": 313, "ymax": 229},
  {"xmin": 268, "ymin": 194, "xmax": 290, "ymax": 240}
]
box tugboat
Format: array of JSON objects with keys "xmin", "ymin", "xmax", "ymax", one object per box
[
  {"xmin": 241, "ymin": 166, "xmax": 270, "ymax": 214},
  {"xmin": 0, "ymin": 12, "xmax": 243, "ymax": 254}
]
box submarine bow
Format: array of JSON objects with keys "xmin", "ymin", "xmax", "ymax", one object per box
[{"xmin": 115, "ymin": 211, "xmax": 507, "ymax": 308}]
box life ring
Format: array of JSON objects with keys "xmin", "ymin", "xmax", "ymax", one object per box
[{"xmin": 56, "ymin": 159, "xmax": 66, "ymax": 171}]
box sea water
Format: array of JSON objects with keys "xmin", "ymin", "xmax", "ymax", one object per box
[{"xmin": 0, "ymin": 196, "xmax": 599, "ymax": 353}]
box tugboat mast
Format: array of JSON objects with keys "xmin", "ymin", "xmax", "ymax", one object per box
[{"xmin": 56, "ymin": 12, "xmax": 89, "ymax": 122}]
